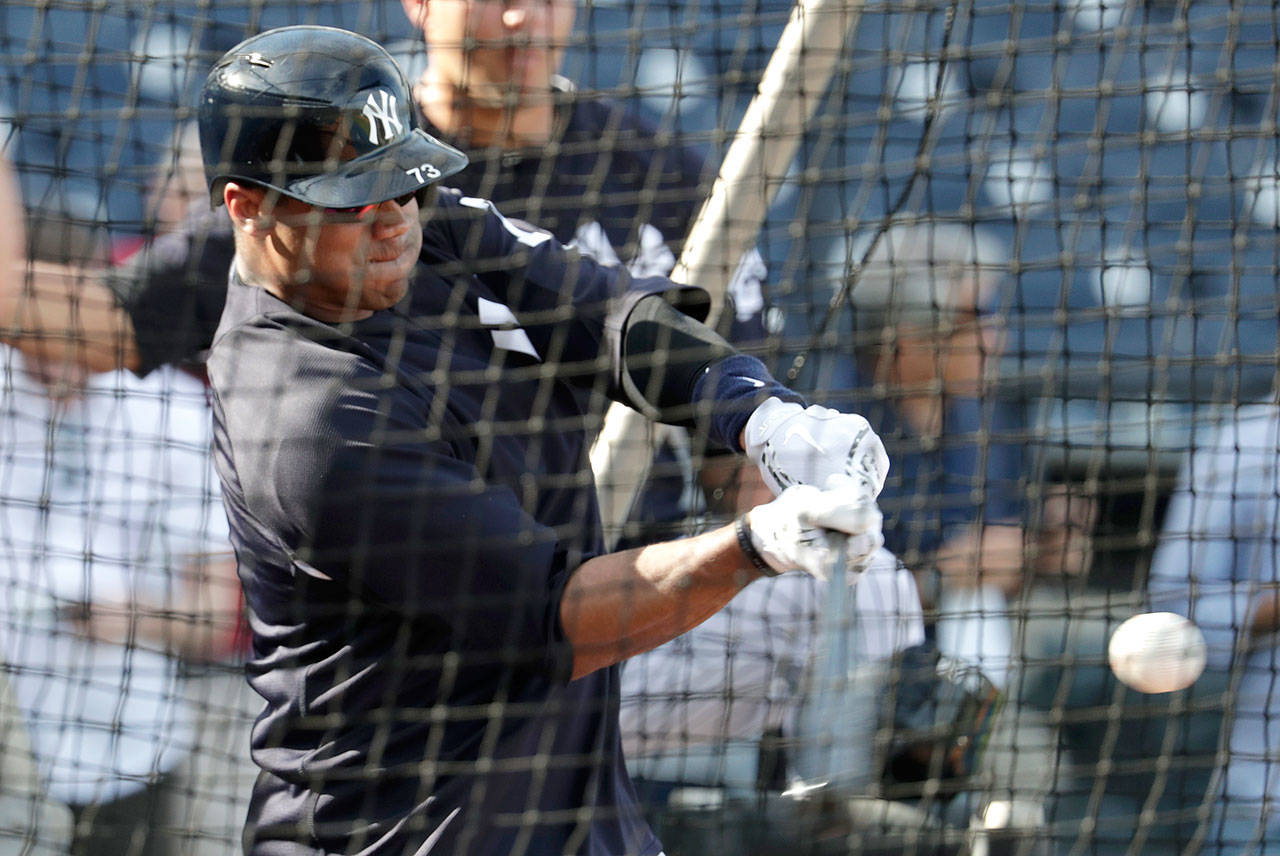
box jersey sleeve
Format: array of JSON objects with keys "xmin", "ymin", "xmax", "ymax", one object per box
[
  {"xmin": 310, "ymin": 424, "xmax": 571, "ymax": 678},
  {"xmin": 426, "ymin": 190, "xmax": 799, "ymax": 450},
  {"xmin": 105, "ymin": 208, "xmax": 235, "ymax": 375}
]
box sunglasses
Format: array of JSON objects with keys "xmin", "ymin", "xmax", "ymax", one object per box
[{"xmin": 322, "ymin": 190, "xmax": 419, "ymax": 218}]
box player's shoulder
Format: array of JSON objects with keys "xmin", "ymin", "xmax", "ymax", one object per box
[
  {"xmin": 422, "ymin": 187, "xmax": 491, "ymax": 257},
  {"xmin": 563, "ymin": 90, "xmax": 708, "ymax": 178},
  {"xmin": 424, "ymin": 188, "xmax": 554, "ymax": 263},
  {"xmin": 209, "ymin": 282, "xmax": 375, "ymax": 402}
]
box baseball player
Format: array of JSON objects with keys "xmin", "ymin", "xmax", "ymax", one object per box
[
  {"xmin": 0, "ymin": 0, "xmax": 767, "ymax": 379},
  {"xmin": 198, "ymin": 26, "xmax": 888, "ymax": 856}
]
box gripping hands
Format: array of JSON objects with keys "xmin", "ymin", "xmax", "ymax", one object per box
[
  {"xmin": 743, "ymin": 479, "xmax": 885, "ymax": 580},
  {"xmin": 744, "ymin": 398, "xmax": 890, "ymax": 499},
  {"xmin": 739, "ymin": 397, "xmax": 889, "ymax": 580}
]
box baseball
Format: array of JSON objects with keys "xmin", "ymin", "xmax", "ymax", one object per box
[{"xmin": 1108, "ymin": 612, "xmax": 1207, "ymax": 694}]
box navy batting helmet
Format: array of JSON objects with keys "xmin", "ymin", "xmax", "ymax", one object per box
[{"xmin": 198, "ymin": 25, "xmax": 468, "ymax": 209}]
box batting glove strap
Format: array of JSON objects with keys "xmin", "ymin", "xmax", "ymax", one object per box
[
  {"xmin": 734, "ymin": 514, "xmax": 781, "ymax": 577},
  {"xmin": 743, "ymin": 397, "xmax": 890, "ymax": 499}
]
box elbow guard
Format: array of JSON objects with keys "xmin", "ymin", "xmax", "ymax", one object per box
[{"xmin": 620, "ymin": 293, "xmax": 737, "ymax": 427}]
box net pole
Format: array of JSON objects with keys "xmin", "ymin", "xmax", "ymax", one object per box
[{"xmin": 591, "ymin": 0, "xmax": 865, "ymax": 545}]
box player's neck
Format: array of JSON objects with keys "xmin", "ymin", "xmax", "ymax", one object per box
[
  {"xmin": 233, "ymin": 257, "xmax": 373, "ymax": 324},
  {"xmin": 415, "ymin": 72, "xmax": 556, "ymax": 150}
]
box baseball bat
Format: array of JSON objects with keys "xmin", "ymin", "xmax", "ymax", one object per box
[{"xmin": 590, "ymin": 0, "xmax": 866, "ymax": 545}]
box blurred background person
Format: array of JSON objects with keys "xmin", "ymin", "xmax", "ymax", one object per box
[
  {"xmin": 820, "ymin": 222, "xmax": 1098, "ymax": 666},
  {"xmin": 822, "ymin": 222, "xmax": 1028, "ymax": 679},
  {"xmin": 1148, "ymin": 405, "xmax": 1280, "ymax": 855},
  {"xmin": 819, "ymin": 221, "xmax": 1092, "ymax": 830},
  {"xmin": 0, "ymin": 152, "xmax": 235, "ymax": 856},
  {"xmin": 0, "ymin": 152, "xmax": 76, "ymax": 856},
  {"xmin": 0, "ymin": 337, "xmax": 232, "ymax": 856}
]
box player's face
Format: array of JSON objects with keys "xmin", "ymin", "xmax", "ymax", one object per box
[
  {"xmin": 415, "ymin": 0, "xmax": 576, "ymax": 105},
  {"xmin": 257, "ymin": 191, "xmax": 424, "ymax": 322}
]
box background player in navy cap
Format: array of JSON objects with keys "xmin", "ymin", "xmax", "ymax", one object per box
[{"xmin": 198, "ymin": 25, "xmax": 889, "ymax": 856}]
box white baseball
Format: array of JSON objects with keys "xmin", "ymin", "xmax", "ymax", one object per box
[{"xmin": 1108, "ymin": 612, "xmax": 1207, "ymax": 694}]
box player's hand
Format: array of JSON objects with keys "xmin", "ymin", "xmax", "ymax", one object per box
[
  {"xmin": 743, "ymin": 397, "xmax": 889, "ymax": 498},
  {"xmin": 743, "ymin": 477, "xmax": 885, "ymax": 581}
]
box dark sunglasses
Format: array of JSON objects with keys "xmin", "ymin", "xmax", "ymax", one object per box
[{"xmin": 323, "ymin": 190, "xmax": 419, "ymax": 218}]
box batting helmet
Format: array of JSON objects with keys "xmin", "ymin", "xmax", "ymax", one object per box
[{"xmin": 198, "ymin": 25, "xmax": 468, "ymax": 209}]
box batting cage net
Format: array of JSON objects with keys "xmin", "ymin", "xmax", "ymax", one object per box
[{"xmin": 0, "ymin": 0, "xmax": 1272, "ymax": 854}]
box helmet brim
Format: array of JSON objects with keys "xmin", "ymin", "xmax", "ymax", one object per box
[{"xmin": 276, "ymin": 128, "xmax": 469, "ymax": 209}]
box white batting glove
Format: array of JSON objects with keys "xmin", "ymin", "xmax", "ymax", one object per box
[
  {"xmin": 739, "ymin": 477, "xmax": 885, "ymax": 581},
  {"xmin": 743, "ymin": 397, "xmax": 890, "ymax": 499}
]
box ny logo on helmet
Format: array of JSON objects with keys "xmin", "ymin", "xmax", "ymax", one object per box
[{"xmin": 362, "ymin": 90, "xmax": 403, "ymax": 145}]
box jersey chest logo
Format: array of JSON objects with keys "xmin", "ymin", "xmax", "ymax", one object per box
[{"xmin": 477, "ymin": 296, "xmax": 541, "ymax": 361}]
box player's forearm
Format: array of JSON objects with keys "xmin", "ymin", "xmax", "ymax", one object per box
[
  {"xmin": 1, "ymin": 260, "xmax": 141, "ymax": 373},
  {"xmin": 0, "ymin": 156, "xmax": 140, "ymax": 373},
  {"xmin": 560, "ymin": 525, "xmax": 758, "ymax": 680},
  {"xmin": 74, "ymin": 554, "xmax": 241, "ymax": 661}
]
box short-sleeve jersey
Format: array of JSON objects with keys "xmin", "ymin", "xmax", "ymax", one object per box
[{"xmin": 208, "ymin": 188, "xmax": 776, "ymax": 855}]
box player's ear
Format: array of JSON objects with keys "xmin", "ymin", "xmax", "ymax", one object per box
[{"xmin": 224, "ymin": 182, "xmax": 270, "ymax": 235}]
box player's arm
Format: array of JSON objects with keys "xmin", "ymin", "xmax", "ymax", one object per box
[
  {"xmin": 0, "ymin": 156, "xmax": 141, "ymax": 372},
  {"xmin": 431, "ymin": 192, "xmax": 777, "ymax": 442},
  {"xmin": 562, "ymin": 479, "xmax": 884, "ymax": 680},
  {"xmin": 432, "ymin": 192, "xmax": 887, "ymax": 482},
  {"xmin": 102, "ymin": 208, "xmax": 235, "ymax": 374},
  {"xmin": 0, "ymin": 157, "xmax": 232, "ymax": 376}
]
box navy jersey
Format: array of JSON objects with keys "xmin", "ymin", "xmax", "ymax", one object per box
[
  {"xmin": 110, "ymin": 93, "xmax": 764, "ymax": 375},
  {"xmin": 207, "ymin": 189, "xmax": 783, "ymax": 855}
]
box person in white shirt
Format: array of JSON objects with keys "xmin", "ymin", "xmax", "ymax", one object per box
[{"xmin": 0, "ymin": 344, "xmax": 231, "ymax": 856}]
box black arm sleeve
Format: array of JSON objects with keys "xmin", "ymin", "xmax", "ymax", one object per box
[
  {"xmin": 105, "ymin": 208, "xmax": 235, "ymax": 375},
  {"xmin": 619, "ymin": 293, "xmax": 803, "ymax": 450},
  {"xmin": 619, "ymin": 292, "xmax": 737, "ymax": 423}
]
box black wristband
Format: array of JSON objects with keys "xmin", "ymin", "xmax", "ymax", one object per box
[{"xmin": 735, "ymin": 514, "xmax": 780, "ymax": 577}]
